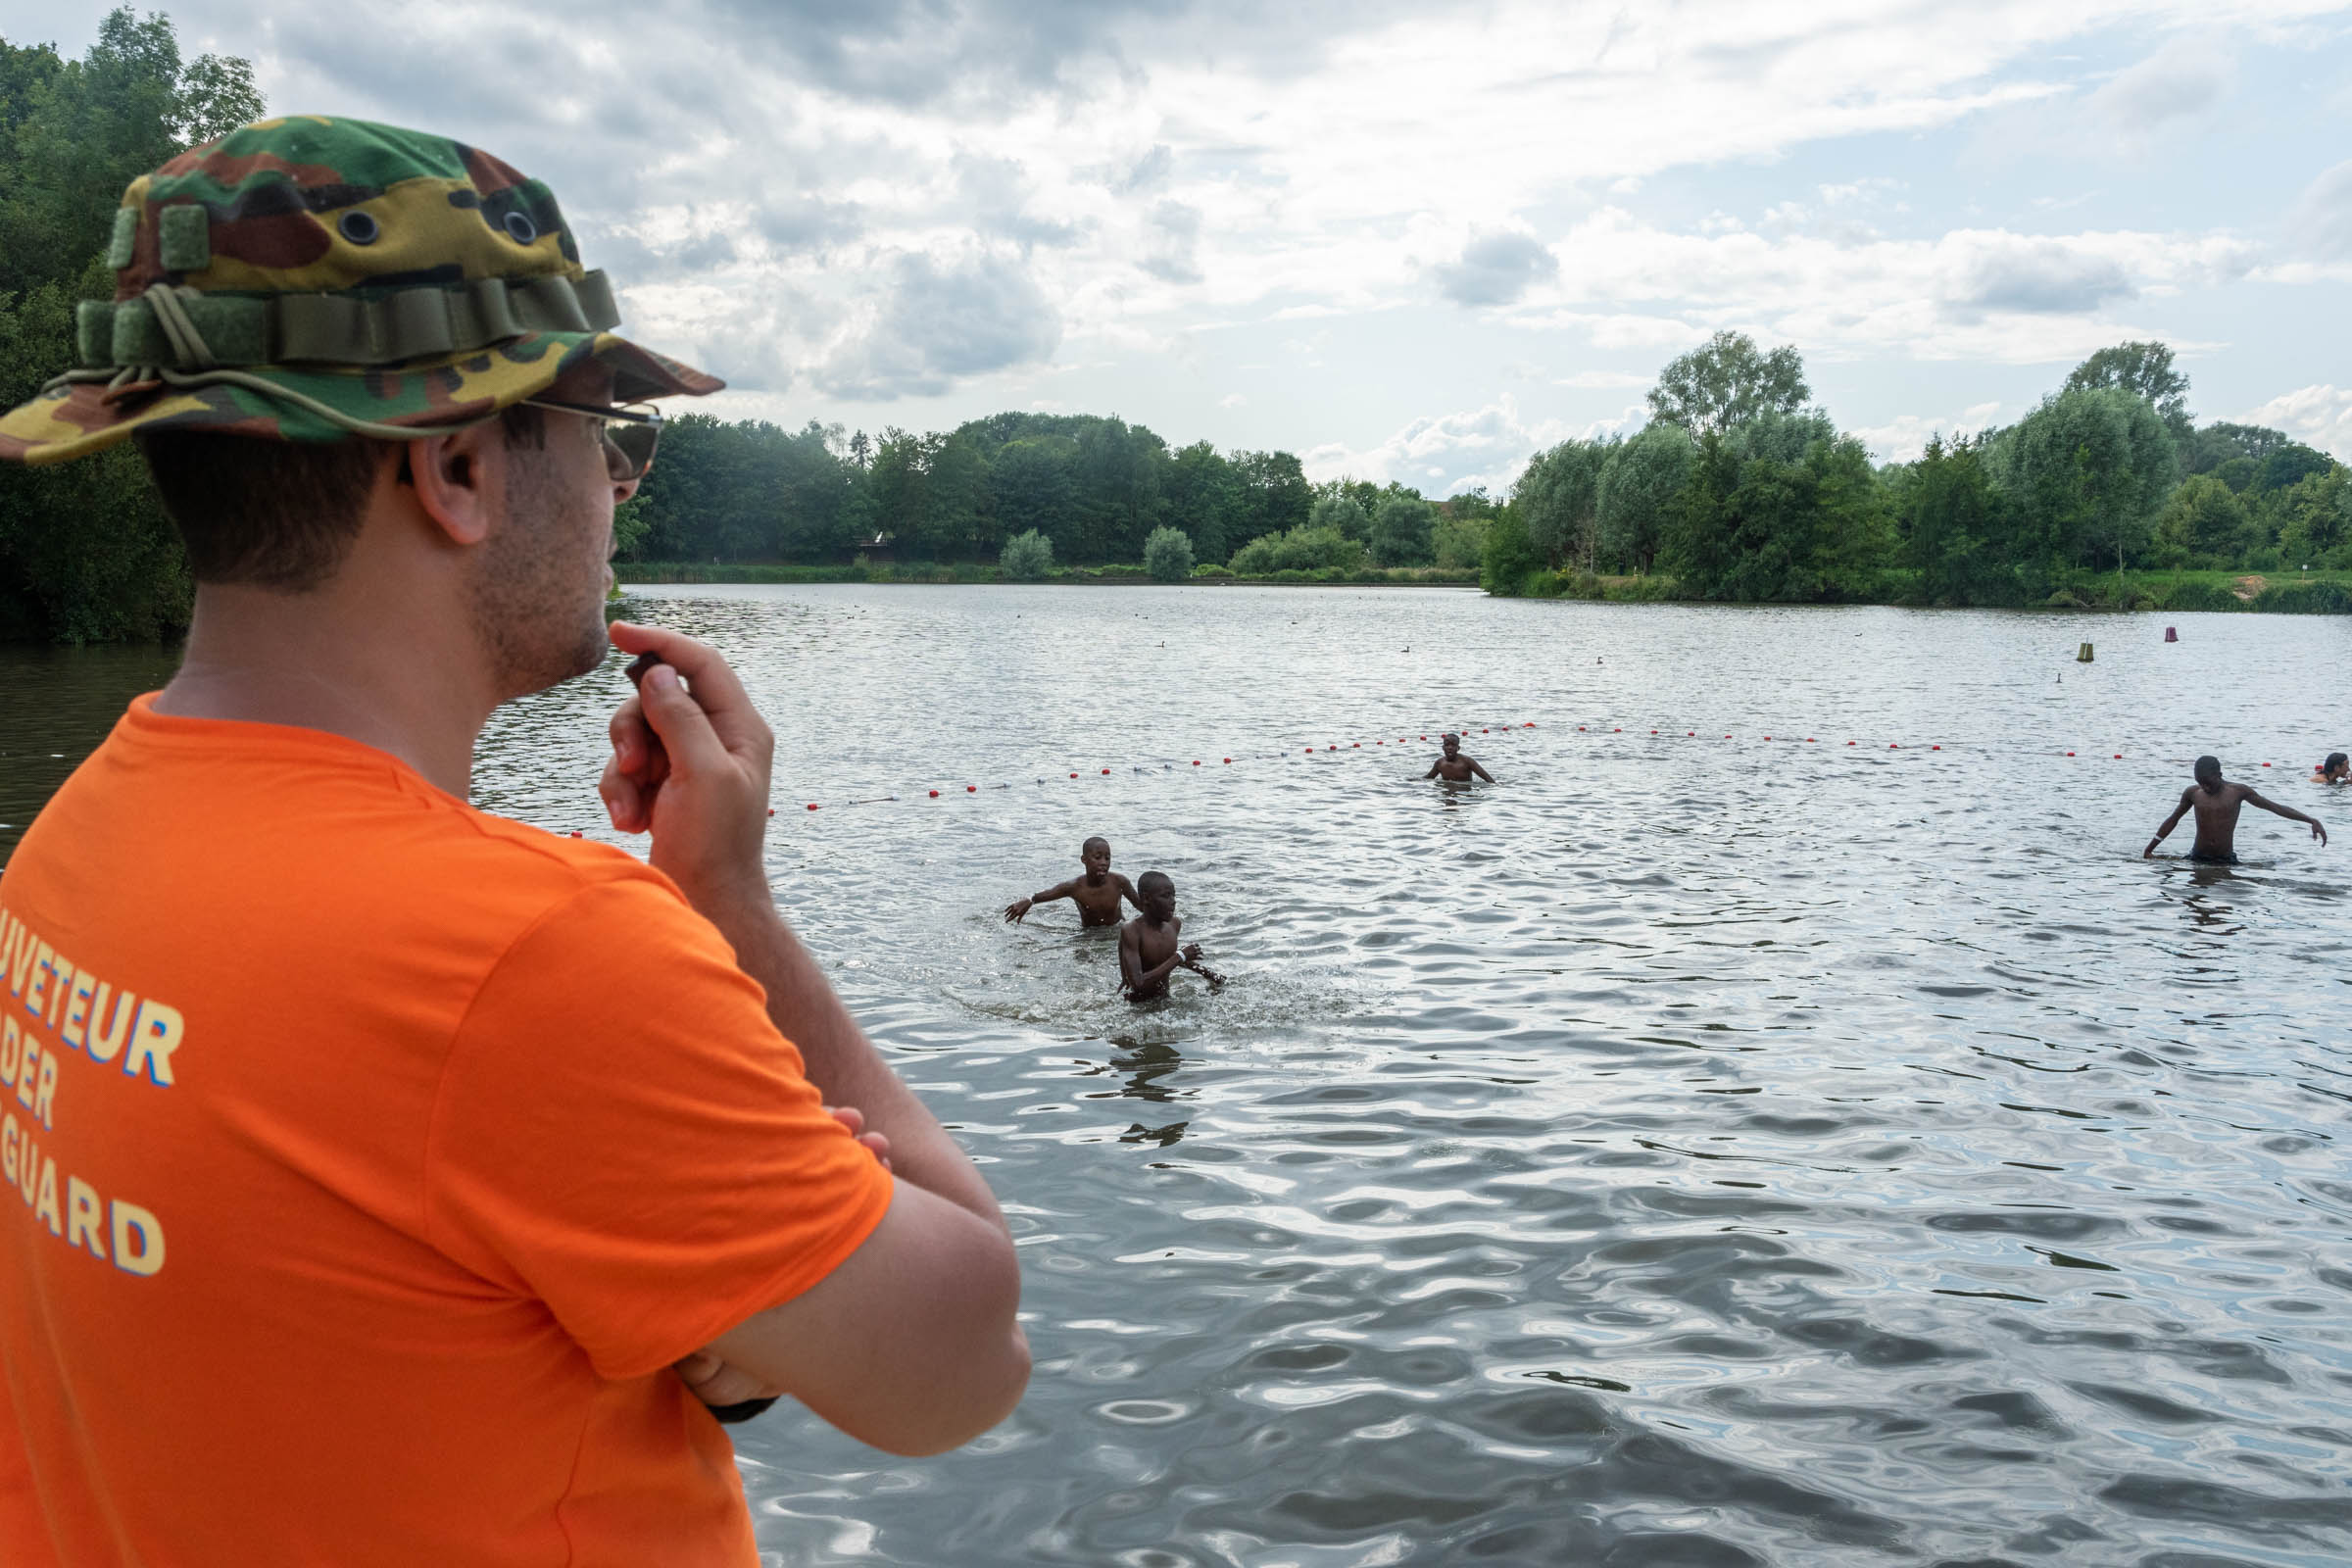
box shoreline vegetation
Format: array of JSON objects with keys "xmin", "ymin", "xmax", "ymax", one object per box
[
  {"xmin": 4, "ymin": 13, "xmax": 2349, "ymax": 641},
  {"xmin": 619, "ymin": 562, "xmax": 1481, "ymax": 587}
]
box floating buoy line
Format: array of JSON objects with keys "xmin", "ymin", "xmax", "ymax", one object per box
[{"xmin": 559, "ymin": 718, "xmax": 2319, "ymax": 836}]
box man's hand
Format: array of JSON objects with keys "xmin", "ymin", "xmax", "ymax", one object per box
[
  {"xmin": 2143, "ymin": 839, "xmax": 2161, "ymax": 858},
  {"xmin": 1181, "ymin": 942, "xmax": 1202, "ymax": 962},
  {"xmin": 1003, "ymin": 899, "xmax": 1032, "ymax": 923},
  {"xmin": 826, "ymin": 1103, "xmax": 893, "ymax": 1171},
  {"xmin": 599, "ymin": 622, "xmax": 775, "ymax": 910},
  {"xmin": 673, "ymin": 1348, "xmax": 781, "ymax": 1410},
  {"xmin": 2312, "ymin": 820, "xmax": 2329, "ymax": 847}
]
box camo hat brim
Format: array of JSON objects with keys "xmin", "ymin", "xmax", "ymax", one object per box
[
  {"xmin": 0, "ymin": 331, "xmax": 716, "ymax": 466},
  {"xmin": 0, "ymin": 116, "xmax": 722, "ymax": 466}
]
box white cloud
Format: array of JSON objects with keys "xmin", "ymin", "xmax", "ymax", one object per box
[
  {"xmin": 1433, "ymin": 230, "xmax": 1560, "ymax": 307},
  {"xmin": 1847, "ymin": 402, "xmax": 2008, "ymax": 462},
  {"xmin": 1553, "ymin": 370, "xmax": 1655, "ymax": 388},
  {"xmin": 1302, "ymin": 394, "xmax": 1593, "ymax": 495},
  {"xmin": 2090, "ymin": 34, "xmax": 2236, "ymax": 138},
  {"xmin": 2291, "ymin": 159, "xmax": 2352, "ymax": 260},
  {"xmin": 1219, "ymin": 391, "xmax": 1249, "ymax": 408},
  {"xmin": 2230, "ymin": 384, "xmax": 2352, "ymax": 461}
]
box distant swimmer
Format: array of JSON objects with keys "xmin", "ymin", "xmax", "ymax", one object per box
[
  {"xmin": 1423, "ymin": 732, "xmax": 1495, "ymax": 784},
  {"xmin": 2144, "ymin": 755, "xmax": 2328, "ymax": 864},
  {"xmin": 1004, "ymin": 836, "xmax": 1141, "ymax": 927},
  {"xmin": 1119, "ymin": 871, "xmax": 1223, "ymax": 1001},
  {"xmin": 2315, "ymin": 752, "xmax": 2349, "ymax": 786}
]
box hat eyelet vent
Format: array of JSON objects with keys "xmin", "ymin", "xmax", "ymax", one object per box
[
  {"xmin": 502, "ymin": 211, "xmax": 539, "ymax": 245},
  {"xmin": 337, "ymin": 210, "xmax": 380, "ymax": 245}
]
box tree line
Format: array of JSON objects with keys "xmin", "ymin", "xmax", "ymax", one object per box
[
  {"xmin": 1488, "ymin": 331, "xmax": 2350, "ymax": 609},
  {"xmin": 4, "ymin": 11, "xmax": 2344, "ymax": 639},
  {"xmin": 0, "ymin": 11, "xmax": 261, "ymax": 643}
]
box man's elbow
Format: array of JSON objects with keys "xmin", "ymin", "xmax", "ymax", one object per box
[{"xmin": 872, "ymin": 1323, "xmax": 1033, "ymax": 1456}]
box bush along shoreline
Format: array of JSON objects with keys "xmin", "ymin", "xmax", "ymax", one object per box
[
  {"xmin": 616, "ymin": 561, "xmax": 1483, "ymax": 587},
  {"xmin": 1485, "ymin": 565, "xmax": 2352, "ymax": 613}
]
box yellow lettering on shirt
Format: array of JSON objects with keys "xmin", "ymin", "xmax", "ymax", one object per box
[
  {"xmin": 85, "ymin": 986, "xmax": 135, "ymax": 1065},
  {"xmin": 1, "ymin": 1014, "xmax": 19, "ymax": 1088},
  {"xmin": 42, "ymin": 956, "xmax": 74, "ymax": 1030},
  {"xmin": 110, "ymin": 1201, "xmax": 163, "ymax": 1276},
  {"xmin": 14, "ymin": 1037, "xmax": 40, "ymax": 1116},
  {"xmin": 33, "ymin": 1152, "xmax": 60, "ymax": 1237},
  {"xmin": 1, "ymin": 1111, "xmax": 16, "ymax": 1184},
  {"xmin": 23, "ymin": 941, "xmax": 54, "ymax": 1017},
  {"xmin": 32, "ymin": 1052, "xmax": 57, "ymax": 1131},
  {"xmin": 66, "ymin": 1176, "xmax": 105, "ymax": 1259},
  {"xmin": 124, "ymin": 1000, "xmax": 183, "ymax": 1088},
  {"xmin": 62, "ymin": 969, "xmax": 96, "ymax": 1051}
]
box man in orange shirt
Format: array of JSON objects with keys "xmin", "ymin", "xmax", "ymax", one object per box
[{"xmin": 0, "ymin": 118, "xmax": 1028, "ymax": 1566}]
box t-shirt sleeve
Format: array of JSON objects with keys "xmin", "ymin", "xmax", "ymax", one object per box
[{"xmin": 424, "ymin": 874, "xmax": 895, "ymax": 1380}]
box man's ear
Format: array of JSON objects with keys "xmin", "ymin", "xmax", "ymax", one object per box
[{"xmin": 404, "ymin": 421, "xmax": 507, "ymax": 549}]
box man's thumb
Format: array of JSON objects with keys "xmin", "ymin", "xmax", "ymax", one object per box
[{"xmin": 635, "ymin": 663, "xmax": 727, "ymax": 772}]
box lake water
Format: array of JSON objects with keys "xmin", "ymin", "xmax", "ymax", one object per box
[{"xmin": 6, "ymin": 585, "xmax": 2352, "ymax": 1566}]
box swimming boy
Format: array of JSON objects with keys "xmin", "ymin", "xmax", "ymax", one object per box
[
  {"xmin": 1004, "ymin": 836, "xmax": 1142, "ymax": 927},
  {"xmin": 2144, "ymin": 755, "xmax": 2328, "ymax": 863},
  {"xmin": 1424, "ymin": 733, "xmax": 1495, "ymax": 784},
  {"xmin": 2314, "ymin": 752, "xmax": 2349, "ymax": 786},
  {"xmin": 1119, "ymin": 871, "xmax": 1224, "ymax": 1001}
]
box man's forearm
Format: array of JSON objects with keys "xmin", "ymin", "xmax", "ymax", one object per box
[{"xmin": 706, "ymin": 894, "xmax": 1006, "ymax": 1234}]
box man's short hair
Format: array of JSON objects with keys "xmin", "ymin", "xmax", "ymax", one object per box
[
  {"xmin": 137, "ymin": 406, "xmax": 546, "ymax": 592},
  {"xmin": 2194, "ymin": 755, "xmax": 2223, "ymax": 782},
  {"xmin": 1138, "ymin": 870, "xmax": 1173, "ymax": 895},
  {"xmin": 1082, "ymin": 836, "xmax": 1109, "ymax": 855}
]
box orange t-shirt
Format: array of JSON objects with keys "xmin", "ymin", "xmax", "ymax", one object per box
[{"xmin": 0, "ymin": 696, "xmax": 895, "ymax": 1567}]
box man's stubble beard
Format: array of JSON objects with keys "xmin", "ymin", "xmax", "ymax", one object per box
[{"xmin": 468, "ymin": 446, "xmax": 610, "ymax": 699}]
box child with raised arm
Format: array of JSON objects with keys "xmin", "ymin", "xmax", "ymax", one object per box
[
  {"xmin": 1119, "ymin": 871, "xmax": 1223, "ymax": 1001},
  {"xmin": 2146, "ymin": 755, "xmax": 2328, "ymax": 864},
  {"xmin": 1004, "ymin": 836, "xmax": 1141, "ymax": 927}
]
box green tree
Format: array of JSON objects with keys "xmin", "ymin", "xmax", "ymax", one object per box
[
  {"xmin": 1164, "ymin": 440, "xmax": 1244, "ymax": 562},
  {"xmin": 1898, "ymin": 433, "xmax": 2010, "ymax": 605},
  {"xmin": 1991, "ymin": 387, "xmax": 2177, "ymax": 579},
  {"xmin": 2064, "ymin": 340, "xmax": 2191, "ymax": 447},
  {"xmin": 2155, "ymin": 474, "xmax": 2253, "ymax": 567},
  {"xmin": 1514, "ymin": 437, "xmax": 1609, "ymax": 567},
  {"xmin": 1230, "ymin": 523, "xmax": 1364, "ymax": 574},
  {"xmin": 2184, "ymin": 421, "xmax": 2291, "ymax": 476},
  {"xmin": 0, "ymin": 9, "xmax": 264, "ymax": 642},
  {"xmin": 1000, "ymin": 528, "xmax": 1053, "ymax": 580},
  {"xmin": 1663, "ymin": 431, "xmax": 1888, "ymax": 602},
  {"xmin": 1233, "ymin": 449, "xmax": 1313, "ymax": 543},
  {"xmin": 1477, "ymin": 505, "xmax": 1543, "ymax": 594},
  {"xmin": 1369, "ymin": 495, "xmax": 1436, "ymax": 566},
  {"xmin": 989, "ymin": 436, "xmax": 1081, "ymax": 557},
  {"xmin": 1308, "ymin": 493, "xmax": 1369, "ymax": 542},
  {"xmin": 1143, "ymin": 524, "xmax": 1194, "ymax": 581},
  {"xmin": 1595, "ymin": 422, "xmax": 1694, "ymax": 573},
  {"xmin": 1646, "ymin": 330, "xmax": 1810, "ymax": 435}
]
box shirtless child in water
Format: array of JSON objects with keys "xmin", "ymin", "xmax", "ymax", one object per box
[
  {"xmin": 1119, "ymin": 871, "xmax": 1223, "ymax": 1001},
  {"xmin": 2144, "ymin": 755, "xmax": 2328, "ymax": 863},
  {"xmin": 1004, "ymin": 837, "xmax": 1142, "ymax": 927},
  {"xmin": 1423, "ymin": 732, "xmax": 1495, "ymax": 784}
]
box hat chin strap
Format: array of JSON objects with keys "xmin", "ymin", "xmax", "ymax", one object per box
[{"xmin": 44, "ymin": 280, "xmax": 561, "ymax": 442}]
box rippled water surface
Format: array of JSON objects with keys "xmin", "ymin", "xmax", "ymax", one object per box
[{"xmin": 11, "ymin": 585, "xmax": 2352, "ymax": 1566}]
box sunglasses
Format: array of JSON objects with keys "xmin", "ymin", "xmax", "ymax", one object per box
[{"xmin": 520, "ymin": 398, "xmax": 663, "ymax": 480}]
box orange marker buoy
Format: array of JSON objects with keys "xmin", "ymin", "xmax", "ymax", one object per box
[
  {"xmin": 1194, "ymin": 760, "xmax": 1201, "ymax": 765},
  {"xmin": 929, "ymin": 789, "xmax": 940, "ymax": 797},
  {"xmin": 2113, "ymin": 754, "xmax": 2122, "ymax": 760},
  {"xmin": 2067, "ymin": 752, "xmax": 2076, "ymax": 757},
  {"xmin": 1932, "ymin": 746, "xmax": 1941, "ymax": 752},
  {"xmin": 767, "ymin": 807, "xmax": 777, "ymax": 815},
  {"xmin": 967, "ymin": 785, "xmax": 977, "ymax": 792},
  {"xmin": 569, "ymin": 830, "xmax": 583, "ymax": 838},
  {"xmin": 2263, "ymin": 761, "xmax": 2272, "ymax": 767},
  {"xmin": 1526, "ymin": 722, "xmax": 1536, "ymax": 728},
  {"xmin": 1889, "ymin": 744, "xmax": 1898, "ymax": 750},
  {"xmin": 1352, "ymin": 743, "xmax": 1360, "ymax": 749},
  {"xmin": 1765, "ymin": 735, "xmax": 1773, "ymax": 741},
  {"xmin": 1805, "ymin": 738, "xmax": 1815, "ymax": 744},
  {"xmin": 1102, "ymin": 768, "xmax": 1111, "ymax": 775},
  {"xmin": 806, "ymin": 804, "xmax": 818, "ymax": 811},
  {"xmin": 1224, "ymin": 758, "xmax": 1232, "ymax": 763},
  {"xmin": 1845, "ymin": 741, "xmax": 1855, "ymax": 746},
  {"xmin": 1070, "ymin": 771, "xmax": 1078, "ymax": 778}
]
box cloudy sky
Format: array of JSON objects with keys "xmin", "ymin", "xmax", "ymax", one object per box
[{"xmin": 14, "ymin": 0, "xmax": 2352, "ymax": 493}]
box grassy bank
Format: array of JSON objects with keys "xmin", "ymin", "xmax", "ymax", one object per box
[
  {"xmin": 1492, "ymin": 565, "xmax": 2352, "ymax": 613},
  {"xmin": 618, "ymin": 562, "xmax": 1482, "ymax": 588}
]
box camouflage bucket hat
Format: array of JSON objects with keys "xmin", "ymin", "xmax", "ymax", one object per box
[{"xmin": 0, "ymin": 115, "xmax": 721, "ymax": 466}]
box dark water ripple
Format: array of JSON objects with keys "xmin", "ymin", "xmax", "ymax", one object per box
[{"xmin": 8, "ymin": 587, "xmax": 2351, "ymax": 1565}]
